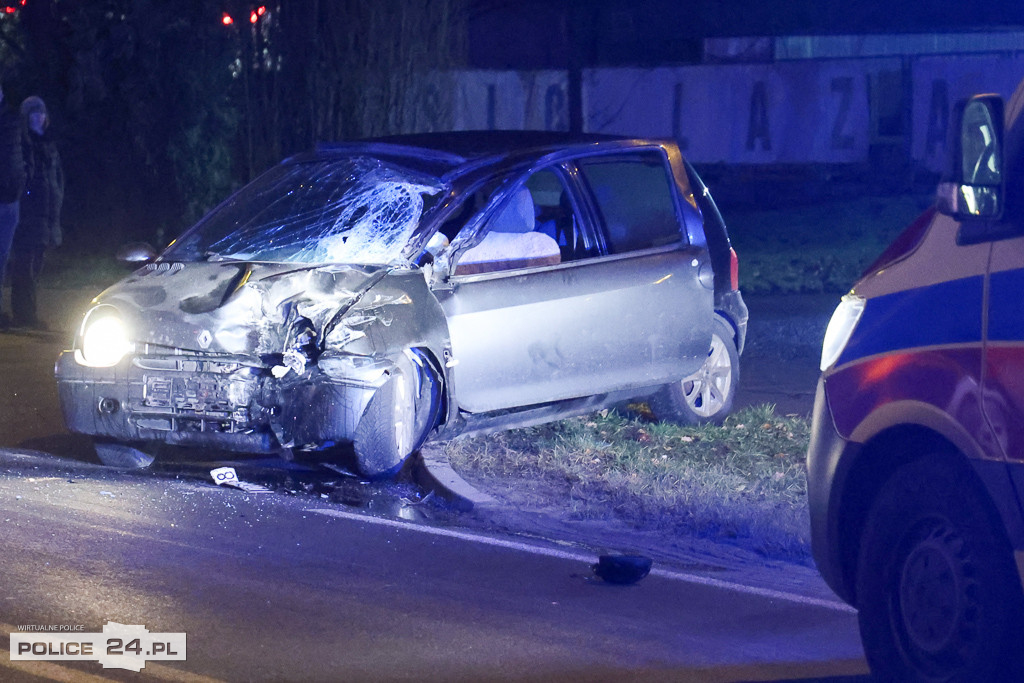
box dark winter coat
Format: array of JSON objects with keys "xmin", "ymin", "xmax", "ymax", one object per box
[
  {"xmin": 15, "ymin": 130, "xmax": 63, "ymax": 249},
  {"xmin": 0, "ymin": 105, "xmax": 26, "ymax": 204}
]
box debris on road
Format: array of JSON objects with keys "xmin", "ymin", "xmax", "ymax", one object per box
[
  {"xmin": 210, "ymin": 466, "xmax": 273, "ymax": 494},
  {"xmin": 401, "ymin": 490, "xmax": 435, "ymax": 507},
  {"xmin": 320, "ymin": 462, "xmax": 358, "ymax": 478},
  {"xmin": 592, "ymin": 554, "xmax": 653, "ymax": 585}
]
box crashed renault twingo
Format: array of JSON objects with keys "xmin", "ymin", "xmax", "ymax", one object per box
[{"xmin": 56, "ymin": 132, "xmax": 747, "ymax": 477}]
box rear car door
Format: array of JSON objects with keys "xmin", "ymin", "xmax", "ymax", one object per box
[{"xmin": 439, "ymin": 149, "xmax": 714, "ymax": 414}]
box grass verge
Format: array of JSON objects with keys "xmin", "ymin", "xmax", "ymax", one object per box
[
  {"xmin": 727, "ymin": 194, "xmax": 932, "ymax": 293},
  {"xmin": 446, "ymin": 404, "xmax": 811, "ymax": 562}
]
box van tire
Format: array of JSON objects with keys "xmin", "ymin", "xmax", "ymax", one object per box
[{"xmin": 856, "ymin": 457, "xmax": 1024, "ymax": 682}]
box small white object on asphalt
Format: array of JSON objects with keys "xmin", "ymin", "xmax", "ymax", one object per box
[{"xmin": 210, "ymin": 466, "xmax": 273, "ymax": 494}]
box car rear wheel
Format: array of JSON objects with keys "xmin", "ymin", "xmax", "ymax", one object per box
[
  {"xmin": 856, "ymin": 457, "xmax": 1024, "ymax": 682},
  {"xmin": 93, "ymin": 440, "xmax": 155, "ymax": 469},
  {"xmin": 650, "ymin": 317, "xmax": 738, "ymax": 425},
  {"xmin": 352, "ymin": 351, "xmax": 441, "ymax": 479}
]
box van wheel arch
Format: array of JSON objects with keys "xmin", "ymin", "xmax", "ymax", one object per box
[{"xmin": 838, "ymin": 426, "xmax": 965, "ymax": 605}]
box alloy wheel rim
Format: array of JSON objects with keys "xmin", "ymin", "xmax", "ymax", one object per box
[{"xmin": 681, "ymin": 333, "xmax": 732, "ymax": 417}]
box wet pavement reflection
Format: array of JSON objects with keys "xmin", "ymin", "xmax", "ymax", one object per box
[{"xmin": 150, "ymin": 452, "xmax": 459, "ymax": 526}]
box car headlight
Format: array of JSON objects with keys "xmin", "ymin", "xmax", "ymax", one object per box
[
  {"xmin": 76, "ymin": 307, "xmax": 133, "ymax": 368},
  {"xmin": 820, "ymin": 294, "xmax": 865, "ymax": 372}
]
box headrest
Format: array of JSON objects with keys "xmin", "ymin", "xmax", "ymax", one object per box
[{"xmin": 487, "ymin": 188, "xmax": 535, "ymax": 234}]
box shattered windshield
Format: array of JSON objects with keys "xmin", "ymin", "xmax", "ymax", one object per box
[{"xmin": 164, "ymin": 158, "xmax": 443, "ymax": 265}]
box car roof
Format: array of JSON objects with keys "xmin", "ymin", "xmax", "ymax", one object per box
[
  {"xmin": 307, "ymin": 131, "xmax": 663, "ymax": 183},
  {"xmin": 360, "ymin": 130, "xmax": 630, "ymax": 158}
]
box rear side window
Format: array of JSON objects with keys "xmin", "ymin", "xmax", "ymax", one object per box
[{"xmin": 577, "ymin": 152, "xmax": 682, "ymax": 254}]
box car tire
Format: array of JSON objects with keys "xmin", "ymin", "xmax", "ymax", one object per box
[
  {"xmin": 855, "ymin": 457, "xmax": 1024, "ymax": 682},
  {"xmin": 352, "ymin": 352, "xmax": 441, "ymax": 479},
  {"xmin": 93, "ymin": 441, "xmax": 155, "ymax": 469},
  {"xmin": 650, "ymin": 316, "xmax": 738, "ymax": 425}
]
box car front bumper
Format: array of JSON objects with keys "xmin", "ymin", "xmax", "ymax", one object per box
[{"xmin": 55, "ymin": 350, "xmax": 386, "ymax": 453}]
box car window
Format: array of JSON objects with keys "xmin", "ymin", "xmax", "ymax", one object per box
[
  {"xmin": 452, "ymin": 168, "xmax": 591, "ymax": 276},
  {"xmin": 453, "ymin": 184, "xmax": 558, "ymax": 276},
  {"xmin": 524, "ymin": 169, "xmax": 596, "ymax": 262},
  {"xmin": 577, "ymin": 152, "xmax": 683, "ymax": 254}
]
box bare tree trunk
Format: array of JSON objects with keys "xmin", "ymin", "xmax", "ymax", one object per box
[{"xmin": 234, "ymin": 0, "xmax": 466, "ymax": 178}]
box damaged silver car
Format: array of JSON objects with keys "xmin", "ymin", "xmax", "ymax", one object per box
[{"xmin": 56, "ymin": 133, "xmax": 748, "ymax": 476}]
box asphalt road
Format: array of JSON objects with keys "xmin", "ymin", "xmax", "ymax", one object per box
[
  {"xmin": 0, "ymin": 452, "xmax": 868, "ymax": 682},
  {"xmin": 0, "ymin": 289, "xmax": 869, "ymax": 681}
]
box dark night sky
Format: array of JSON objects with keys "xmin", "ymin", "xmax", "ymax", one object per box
[{"xmin": 470, "ymin": 0, "xmax": 1024, "ymax": 68}]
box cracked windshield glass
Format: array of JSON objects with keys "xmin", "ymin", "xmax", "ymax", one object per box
[{"xmin": 164, "ymin": 158, "xmax": 443, "ymax": 265}]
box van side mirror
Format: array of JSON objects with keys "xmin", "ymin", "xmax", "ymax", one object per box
[{"xmin": 937, "ymin": 95, "xmax": 1005, "ymax": 219}]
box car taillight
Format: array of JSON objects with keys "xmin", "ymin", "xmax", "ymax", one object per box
[{"xmin": 729, "ymin": 248, "xmax": 739, "ymax": 291}]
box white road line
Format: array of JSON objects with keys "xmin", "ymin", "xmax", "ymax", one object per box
[{"xmin": 307, "ymin": 507, "xmax": 857, "ymax": 613}]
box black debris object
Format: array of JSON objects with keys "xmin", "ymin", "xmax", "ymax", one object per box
[{"xmin": 592, "ymin": 554, "xmax": 653, "ymax": 585}]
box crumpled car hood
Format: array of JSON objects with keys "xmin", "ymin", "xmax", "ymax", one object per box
[{"xmin": 94, "ymin": 261, "xmax": 385, "ymax": 357}]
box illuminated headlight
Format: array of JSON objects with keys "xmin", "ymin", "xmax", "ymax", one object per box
[
  {"xmin": 76, "ymin": 307, "xmax": 134, "ymax": 368},
  {"xmin": 820, "ymin": 294, "xmax": 865, "ymax": 372}
]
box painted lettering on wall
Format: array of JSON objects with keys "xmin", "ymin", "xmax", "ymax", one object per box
[
  {"xmin": 672, "ymin": 83, "xmax": 690, "ymax": 150},
  {"xmin": 545, "ymin": 84, "xmax": 567, "ymax": 131},
  {"xmin": 830, "ymin": 76, "xmax": 855, "ymax": 150},
  {"xmin": 421, "ymin": 83, "xmax": 442, "ymax": 131},
  {"xmin": 746, "ymin": 81, "xmax": 771, "ymax": 151},
  {"xmin": 486, "ymin": 84, "xmax": 497, "ymax": 129}
]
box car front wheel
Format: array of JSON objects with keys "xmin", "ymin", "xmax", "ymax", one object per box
[
  {"xmin": 352, "ymin": 351, "xmax": 441, "ymax": 479},
  {"xmin": 650, "ymin": 317, "xmax": 738, "ymax": 424},
  {"xmin": 856, "ymin": 457, "xmax": 1024, "ymax": 682}
]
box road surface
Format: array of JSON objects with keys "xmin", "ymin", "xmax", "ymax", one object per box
[{"xmin": 0, "ymin": 289, "xmax": 869, "ymax": 681}]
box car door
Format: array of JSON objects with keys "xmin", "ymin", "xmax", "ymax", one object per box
[{"xmin": 436, "ymin": 150, "xmax": 714, "ymax": 414}]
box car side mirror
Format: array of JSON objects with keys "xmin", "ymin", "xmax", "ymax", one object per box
[
  {"xmin": 115, "ymin": 242, "xmax": 158, "ymax": 267},
  {"xmin": 937, "ymin": 95, "xmax": 1005, "ymax": 220}
]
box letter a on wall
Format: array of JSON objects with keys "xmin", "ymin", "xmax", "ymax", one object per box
[{"xmin": 746, "ymin": 81, "xmax": 771, "ymax": 151}]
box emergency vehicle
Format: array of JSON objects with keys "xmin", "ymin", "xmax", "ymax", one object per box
[{"xmin": 809, "ymin": 78, "xmax": 1024, "ymax": 680}]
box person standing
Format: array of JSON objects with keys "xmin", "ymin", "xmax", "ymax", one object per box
[
  {"xmin": 0, "ymin": 82, "xmax": 27, "ymax": 328},
  {"xmin": 11, "ymin": 95, "xmax": 62, "ymax": 330}
]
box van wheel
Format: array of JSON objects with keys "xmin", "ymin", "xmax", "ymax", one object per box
[
  {"xmin": 352, "ymin": 352, "xmax": 441, "ymax": 479},
  {"xmin": 856, "ymin": 457, "xmax": 1024, "ymax": 682},
  {"xmin": 93, "ymin": 441, "xmax": 155, "ymax": 469},
  {"xmin": 650, "ymin": 317, "xmax": 738, "ymax": 425}
]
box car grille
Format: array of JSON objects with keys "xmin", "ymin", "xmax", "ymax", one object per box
[{"xmin": 127, "ymin": 352, "xmax": 266, "ymax": 433}]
